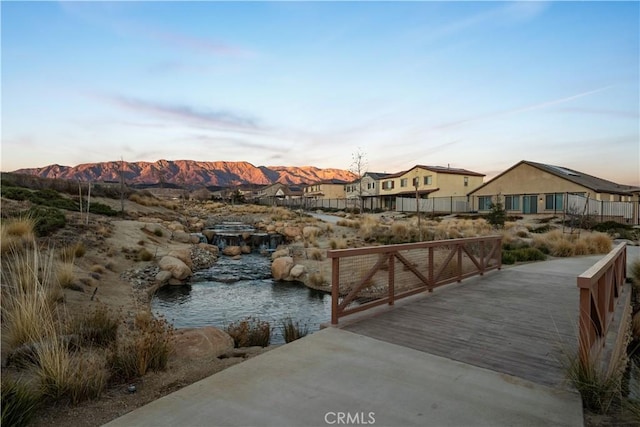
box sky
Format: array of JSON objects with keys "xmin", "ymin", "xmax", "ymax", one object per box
[{"xmin": 1, "ymin": 1, "xmax": 639, "ymax": 185}]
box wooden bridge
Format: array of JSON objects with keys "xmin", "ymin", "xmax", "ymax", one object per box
[{"xmin": 328, "ymin": 238, "xmax": 631, "ymax": 390}]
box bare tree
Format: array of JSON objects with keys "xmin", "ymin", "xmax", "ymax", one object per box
[{"xmin": 350, "ymin": 147, "xmax": 368, "ymax": 213}]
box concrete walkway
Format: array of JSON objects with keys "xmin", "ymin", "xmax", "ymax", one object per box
[{"xmin": 106, "ymin": 326, "xmax": 583, "ymax": 427}]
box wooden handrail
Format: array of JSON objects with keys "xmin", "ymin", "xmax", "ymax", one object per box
[
  {"xmin": 576, "ymin": 242, "xmax": 627, "ymax": 367},
  {"xmin": 328, "ymin": 235, "xmax": 502, "ymax": 324}
]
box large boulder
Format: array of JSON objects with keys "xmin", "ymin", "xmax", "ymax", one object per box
[
  {"xmin": 271, "ymin": 248, "xmax": 289, "ymax": 260},
  {"xmin": 198, "ymin": 242, "xmax": 219, "ymax": 257},
  {"xmin": 222, "ymin": 246, "xmax": 242, "ymax": 257},
  {"xmin": 173, "ymin": 327, "xmax": 234, "ymax": 360},
  {"xmin": 240, "ymin": 245, "xmax": 252, "ymax": 254},
  {"xmin": 168, "ymin": 248, "xmax": 193, "ymax": 269},
  {"xmin": 173, "ymin": 231, "xmax": 192, "ymax": 244},
  {"xmin": 158, "ymin": 256, "xmax": 192, "ymax": 280},
  {"xmin": 282, "ymin": 226, "xmax": 301, "ymax": 240},
  {"xmin": 289, "ymin": 264, "xmax": 307, "ymax": 279},
  {"xmin": 167, "ymin": 222, "xmax": 185, "ymax": 232},
  {"xmin": 155, "ymin": 270, "xmax": 173, "ymax": 285},
  {"xmin": 271, "ymin": 256, "xmax": 294, "ymax": 281}
]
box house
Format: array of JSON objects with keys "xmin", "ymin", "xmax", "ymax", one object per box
[
  {"xmin": 302, "ymin": 179, "xmax": 348, "ymax": 200},
  {"xmin": 345, "ymin": 172, "xmax": 391, "ymax": 211},
  {"xmin": 256, "ymin": 182, "xmax": 303, "ymax": 203},
  {"xmin": 378, "ymin": 165, "xmax": 485, "ymax": 210},
  {"xmin": 468, "ymin": 160, "xmax": 638, "ymax": 223}
]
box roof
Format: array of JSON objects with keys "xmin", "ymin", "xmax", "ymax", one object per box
[
  {"xmin": 381, "ymin": 165, "xmax": 484, "ymax": 179},
  {"xmin": 468, "ymin": 160, "xmax": 636, "ymax": 196},
  {"xmin": 308, "ymin": 179, "xmax": 348, "ymax": 185}
]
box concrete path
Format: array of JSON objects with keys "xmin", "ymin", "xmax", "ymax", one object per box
[{"xmin": 106, "ymin": 327, "xmax": 583, "ymax": 427}]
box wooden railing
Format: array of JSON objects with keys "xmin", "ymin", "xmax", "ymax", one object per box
[
  {"xmin": 327, "ymin": 236, "xmax": 502, "ymax": 325},
  {"xmin": 577, "ymin": 242, "xmax": 628, "ymax": 368}
]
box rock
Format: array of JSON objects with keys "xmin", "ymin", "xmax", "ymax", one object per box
[
  {"xmin": 242, "ymin": 232, "xmax": 252, "ymax": 240},
  {"xmin": 283, "ymin": 226, "xmax": 301, "ymax": 239},
  {"xmin": 190, "ymin": 235, "xmax": 200, "ymax": 244},
  {"xmin": 173, "ymin": 231, "xmax": 192, "ymax": 244},
  {"xmin": 289, "ymin": 264, "xmax": 306, "ymax": 279},
  {"xmin": 272, "ymin": 256, "xmax": 294, "ymax": 281},
  {"xmin": 271, "ymin": 249, "xmax": 289, "ymax": 260},
  {"xmin": 198, "ymin": 243, "xmax": 219, "ymax": 256},
  {"xmin": 202, "ymin": 229, "xmax": 216, "ymax": 242},
  {"xmin": 158, "ymin": 256, "xmax": 192, "ymax": 280},
  {"xmin": 266, "ymin": 224, "xmax": 276, "ymax": 232},
  {"xmin": 240, "ymin": 245, "xmax": 252, "ymax": 254},
  {"xmin": 167, "ymin": 222, "xmax": 185, "ymax": 232},
  {"xmin": 155, "ymin": 270, "xmax": 173, "ymax": 284},
  {"xmin": 222, "ymin": 246, "xmax": 242, "ymax": 256},
  {"xmin": 173, "ymin": 327, "xmax": 234, "ymax": 360},
  {"xmin": 232, "ymin": 255, "xmax": 242, "ymax": 260},
  {"xmin": 168, "ymin": 248, "xmax": 193, "ymax": 269},
  {"xmin": 303, "ymin": 226, "xmax": 321, "ymax": 238}
]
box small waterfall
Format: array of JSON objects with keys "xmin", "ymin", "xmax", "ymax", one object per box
[{"xmin": 205, "ymin": 222, "xmax": 284, "ymax": 253}]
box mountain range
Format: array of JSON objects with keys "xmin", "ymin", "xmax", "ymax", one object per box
[{"xmin": 12, "ymin": 160, "xmax": 357, "ymax": 188}]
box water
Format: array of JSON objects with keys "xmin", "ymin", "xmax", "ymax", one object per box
[{"xmin": 151, "ymin": 254, "xmax": 332, "ymax": 344}]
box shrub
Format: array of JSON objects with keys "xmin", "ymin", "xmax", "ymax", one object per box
[
  {"xmin": 90, "ymin": 264, "xmax": 106, "ymax": 274},
  {"xmin": 630, "ymin": 258, "xmax": 640, "ymax": 286},
  {"xmin": 138, "ymin": 248, "xmax": 154, "ymax": 261},
  {"xmin": 1, "ymin": 216, "xmax": 36, "ymax": 254},
  {"xmin": 1, "ymin": 378, "xmax": 40, "ymax": 427},
  {"xmin": 504, "ymin": 247, "xmax": 547, "ymax": 263},
  {"xmin": 565, "ymin": 352, "xmax": 622, "ymax": 414},
  {"xmin": 110, "ymin": 315, "xmax": 174, "ymax": 380},
  {"xmin": 551, "ymin": 238, "xmax": 575, "ymax": 257},
  {"xmin": 308, "ymin": 272, "xmax": 326, "ymax": 287},
  {"xmin": 584, "ymin": 233, "xmax": 612, "ymax": 254},
  {"xmin": 27, "ymin": 206, "xmax": 66, "ymax": 236},
  {"xmin": 502, "ymin": 251, "xmax": 516, "ymax": 265},
  {"xmin": 68, "ymin": 305, "xmax": 120, "ymax": 347},
  {"xmin": 280, "ymin": 317, "xmax": 309, "ymax": 343},
  {"xmin": 309, "ymin": 249, "xmax": 323, "ymax": 261},
  {"xmin": 87, "ymin": 202, "xmax": 118, "ymax": 216},
  {"xmin": 154, "ymin": 227, "xmax": 164, "ymax": 237},
  {"xmin": 56, "ymin": 262, "xmax": 76, "ymax": 288},
  {"xmin": 486, "ymin": 197, "xmax": 506, "ymax": 229},
  {"xmin": 226, "ymin": 317, "xmax": 272, "ymax": 348},
  {"xmin": 59, "ymin": 242, "xmax": 86, "ymax": 263}
]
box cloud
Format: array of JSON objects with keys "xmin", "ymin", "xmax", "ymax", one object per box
[
  {"xmin": 149, "ymin": 30, "xmax": 255, "ymax": 58},
  {"xmin": 432, "ymin": 86, "xmax": 613, "ymax": 131},
  {"xmin": 103, "ymin": 94, "xmax": 263, "ymax": 132}
]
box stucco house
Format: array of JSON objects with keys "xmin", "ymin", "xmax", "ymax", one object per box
[
  {"xmin": 256, "ymin": 182, "xmax": 303, "ymax": 203},
  {"xmin": 378, "ymin": 165, "xmax": 485, "ymax": 210},
  {"xmin": 468, "ymin": 160, "xmax": 638, "ymax": 222},
  {"xmin": 345, "ymin": 172, "xmax": 391, "ymax": 211},
  {"xmin": 302, "ymin": 179, "xmax": 348, "ymax": 200}
]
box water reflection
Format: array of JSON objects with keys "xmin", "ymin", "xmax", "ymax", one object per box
[{"xmin": 151, "ymin": 254, "xmax": 331, "ymax": 344}]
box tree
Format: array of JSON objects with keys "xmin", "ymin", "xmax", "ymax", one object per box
[
  {"xmin": 350, "ymin": 147, "xmax": 368, "ymax": 213},
  {"xmin": 487, "ymin": 194, "xmax": 507, "ymax": 229}
]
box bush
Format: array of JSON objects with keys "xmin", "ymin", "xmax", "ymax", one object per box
[
  {"xmin": 502, "ymin": 251, "xmax": 517, "ymax": 265},
  {"xmin": 226, "ymin": 317, "xmax": 272, "ymax": 348},
  {"xmin": 486, "ymin": 197, "xmax": 506, "ymax": 229},
  {"xmin": 68, "ymin": 305, "xmax": 120, "ymax": 347},
  {"xmin": 1, "ymin": 378, "xmax": 40, "ymax": 427},
  {"xmin": 28, "ymin": 206, "xmax": 66, "ymax": 236},
  {"xmin": 309, "ymin": 249, "xmax": 323, "ymax": 261},
  {"xmin": 87, "ymin": 202, "xmax": 118, "ymax": 216},
  {"xmin": 280, "ymin": 317, "xmax": 309, "ymax": 343},
  {"xmin": 56, "ymin": 262, "xmax": 76, "ymax": 288},
  {"xmin": 110, "ymin": 315, "xmax": 174, "ymax": 380},
  {"xmin": 154, "ymin": 227, "xmax": 164, "ymax": 237},
  {"xmin": 138, "ymin": 248, "xmax": 154, "ymax": 261},
  {"xmin": 59, "ymin": 242, "xmax": 86, "ymax": 263}
]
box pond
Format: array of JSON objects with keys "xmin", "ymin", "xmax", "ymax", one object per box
[{"xmin": 151, "ymin": 254, "xmax": 332, "ymax": 344}]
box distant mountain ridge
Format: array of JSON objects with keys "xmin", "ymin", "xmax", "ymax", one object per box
[{"xmin": 12, "ymin": 160, "xmax": 357, "ymax": 187}]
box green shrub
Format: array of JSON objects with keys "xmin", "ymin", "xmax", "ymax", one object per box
[
  {"xmin": 87, "ymin": 202, "xmax": 119, "ymax": 216},
  {"xmin": 280, "ymin": 317, "xmax": 309, "ymax": 343},
  {"xmin": 138, "ymin": 248, "xmax": 154, "ymax": 261},
  {"xmin": 28, "ymin": 206, "xmax": 66, "ymax": 236},
  {"xmin": 1, "ymin": 378, "xmax": 40, "ymax": 427},
  {"xmin": 154, "ymin": 227, "xmax": 164, "ymax": 237},
  {"xmin": 591, "ymin": 221, "xmax": 632, "ymax": 232},
  {"xmin": 530, "ymin": 224, "xmax": 553, "ymax": 234},
  {"xmin": 2, "ymin": 186, "xmax": 34, "ymax": 201},
  {"xmin": 502, "ymin": 252, "xmax": 516, "ymax": 265},
  {"xmin": 226, "ymin": 317, "xmax": 272, "ymax": 348},
  {"xmin": 486, "ymin": 197, "xmax": 506, "ymax": 229}
]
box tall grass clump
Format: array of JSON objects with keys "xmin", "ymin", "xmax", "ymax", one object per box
[
  {"xmin": 309, "ymin": 249, "xmax": 323, "ymax": 261},
  {"xmin": 1, "ymin": 216, "xmax": 36, "ymax": 254},
  {"xmin": 110, "ymin": 313, "xmax": 174, "ymax": 380},
  {"xmin": 565, "ymin": 352, "xmax": 623, "ymax": 414},
  {"xmin": 226, "ymin": 317, "xmax": 272, "ymax": 348},
  {"xmin": 1, "ymin": 378, "xmax": 40, "ymax": 427},
  {"xmin": 68, "ymin": 304, "xmax": 120, "ymax": 347},
  {"xmin": 584, "ymin": 232, "xmax": 612, "ymax": 254},
  {"xmin": 280, "ymin": 317, "xmax": 309, "ymax": 343},
  {"xmin": 56, "ymin": 261, "xmax": 76, "ymax": 288},
  {"xmin": 1, "ymin": 247, "xmax": 61, "ymax": 348},
  {"xmin": 58, "ymin": 242, "xmax": 86, "ymax": 263}
]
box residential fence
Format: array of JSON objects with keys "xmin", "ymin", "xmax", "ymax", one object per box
[
  {"xmin": 576, "ymin": 242, "xmax": 630, "ymax": 372},
  {"xmin": 327, "ymin": 236, "xmax": 502, "ymax": 325},
  {"xmin": 395, "ymin": 196, "xmax": 470, "ymax": 214},
  {"xmin": 566, "ymin": 194, "xmax": 638, "ymax": 225}
]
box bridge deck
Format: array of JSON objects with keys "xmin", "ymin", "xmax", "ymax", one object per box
[{"xmin": 343, "ymin": 256, "xmax": 610, "ymax": 389}]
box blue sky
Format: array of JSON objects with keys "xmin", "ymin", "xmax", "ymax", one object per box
[{"xmin": 2, "ymin": 1, "xmax": 639, "ymax": 185}]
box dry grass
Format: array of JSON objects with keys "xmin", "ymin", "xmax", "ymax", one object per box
[
  {"xmin": 308, "ymin": 272, "xmax": 326, "ymax": 287},
  {"xmin": 90, "ymin": 264, "xmax": 106, "ymax": 274},
  {"xmin": 329, "ymin": 238, "xmax": 348, "ymax": 250},
  {"xmin": 1, "ymin": 216, "xmax": 36, "ymax": 254},
  {"xmin": 308, "ymin": 249, "xmax": 323, "ymax": 261},
  {"xmin": 533, "ymin": 230, "xmax": 612, "ymax": 257},
  {"xmin": 56, "ymin": 262, "xmax": 76, "ymax": 288},
  {"xmin": 58, "ymin": 242, "xmax": 86, "ymax": 263}
]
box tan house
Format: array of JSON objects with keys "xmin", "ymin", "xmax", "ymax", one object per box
[
  {"xmin": 256, "ymin": 182, "xmax": 303, "ymax": 203},
  {"xmin": 303, "ymin": 179, "xmax": 348, "ymax": 200},
  {"xmin": 379, "ymin": 165, "xmax": 485, "ymax": 210},
  {"xmin": 468, "ymin": 161, "xmax": 638, "ymax": 222}
]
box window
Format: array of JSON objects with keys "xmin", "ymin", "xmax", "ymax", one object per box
[
  {"xmin": 382, "ymin": 180, "xmax": 394, "ymax": 190},
  {"xmin": 424, "ymin": 176, "xmax": 432, "ymax": 185},
  {"xmin": 367, "ymin": 183, "xmax": 371, "ymax": 190},
  {"xmin": 412, "ymin": 177, "xmax": 419, "ymax": 187},
  {"xmin": 464, "ymin": 177, "xmax": 469, "ymax": 187},
  {"xmin": 478, "ymin": 196, "xmax": 493, "ymax": 210},
  {"xmin": 504, "ymin": 195, "xmax": 520, "ymax": 211},
  {"xmin": 400, "ymin": 178, "xmax": 408, "ymax": 187},
  {"xmin": 545, "ymin": 193, "xmax": 564, "ymax": 210}
]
